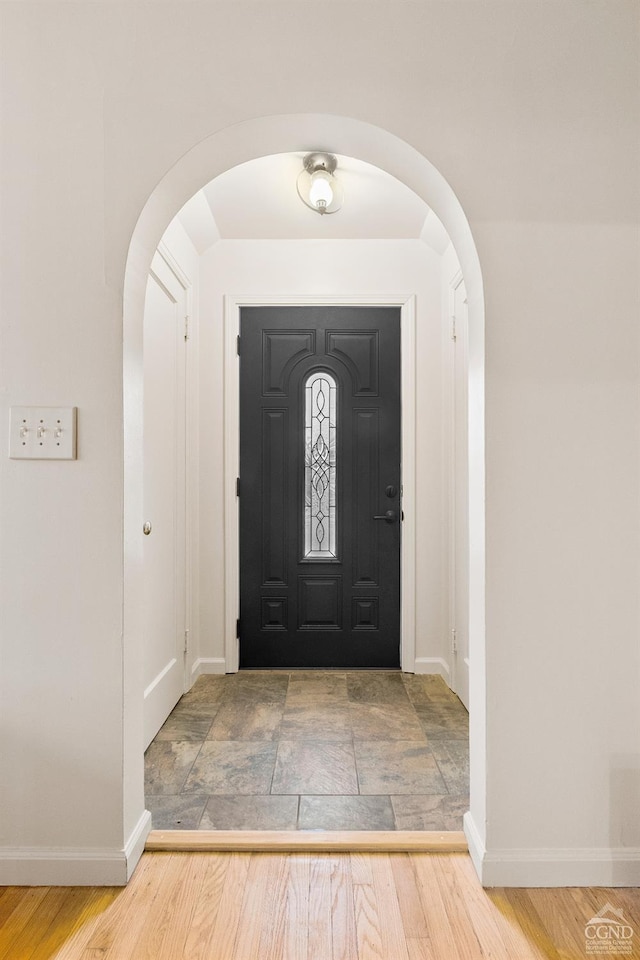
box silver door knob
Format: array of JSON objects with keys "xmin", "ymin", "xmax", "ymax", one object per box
[
  {"xmin": 143, "ymin": 521, "xmax": 152, "ymax": 535},
  {"xmin": 373, "ymin": 510, "xmax": 397, "ymax": 523}
]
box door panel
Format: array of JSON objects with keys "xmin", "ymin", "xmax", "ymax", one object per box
[
  {"xmin": 239, "ymin": 306, "xmax": 400, "ymax": 668},
  {"xmin": 142, "ymin": 256, "xmax": 187, "ymax": 746}
]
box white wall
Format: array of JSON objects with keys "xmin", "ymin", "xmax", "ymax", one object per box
[
  {"xmin": 1, "ymin": 1, "xmax": 638, "ymax": 886},
  {"xmin": 480, "ymin": 221, "xmax": 640, "ymax": 883},
  {"xmin": 197, "ymin": 239, "xmax": 449, "ymax": 674}
]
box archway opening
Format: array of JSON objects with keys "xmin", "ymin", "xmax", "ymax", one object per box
[{"xmin": 123, "ymin": 114, "xmax": 486, "ymax": 865}]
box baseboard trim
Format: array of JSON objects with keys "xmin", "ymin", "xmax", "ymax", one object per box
[
  {"xmin": 476, "ymin": 843, "xmax": 640, "ymax": 888},
  {"xmin": 413, "ymin": 657, "xmax": 451, "ymax": 680},
  {"xmin": 146, "ymin": 829, "xmax": 468, "ymax": 853},
  {"xmin": 0, "ymin": 812, "xmax": 153, "ymax": 887},
  {"xmin": 0, "ymin": 846, "xmax": 128, "ymax": 886},
  {"xmin": 125, "ymin": 809, "xmax": 152, "ymax": 881},
  {"xmin": 190, "ymin": 657, "xmax": 227, "ymax": 680},
  {"xmin": 463, "ymin": 809, "xmax": 486, "ymax": 881}
]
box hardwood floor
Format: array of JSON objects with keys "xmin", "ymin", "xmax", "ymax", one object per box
[{"xmin": 2, "ymin": 852, "xmax": 639, "ymax": 959}]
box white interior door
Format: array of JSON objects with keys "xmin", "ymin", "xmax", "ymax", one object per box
[
  {"xmin": 451, "ymin": 276, "xmax": 470, "ymax": 710},
  {"xmin": 143, "ymin": 253, "xmax": 188, "ymax": 747}
]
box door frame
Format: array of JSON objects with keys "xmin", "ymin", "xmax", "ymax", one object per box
[{"xmin": 223, "ymin": 293, "xmax": 417, "ymax": 673}]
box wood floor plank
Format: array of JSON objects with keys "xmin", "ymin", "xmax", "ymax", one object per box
[
  {"xmin": 0, "ymin": 887, "xmax": 49, "ymax": 960},
  {"xmin": 390, "ymin": 853, "xmax": 430, "ymax": 939},
  {"xmin": 181, "ymin": 853, "xmax": 231, "ymax": 959},
  {"xmin": 233, "ymin": 853, "xmax": 279, "ymax": 960},
  {"xmin": 119, "ymin": 853, "xmax": 188, "ymax": 960},
  {"xmin": 429, "ymin": 853, "xmax": 483, "ymax": 959},
  {"xmin": 282, "ymin": 853, "xmax": 310, "ymax": 960},
  {"xmin": 613, "ymin": 887, "xmax": 640, "ymax": 925},
  {"xmin": 374, "ymin": 854, "xmax": 412, "ymax": 960},
  {"xmin": 350, "ymin": 851, "xmax": 375, "ymax": 885},
  {"xmin": 451, "ymin": 854, "xmax": 531, "ymax": 960},
  {"xmin": 572, "ymin": 885, "xmax": 640, "ymax": 930},
  {"xmin": 406, "ymin": 939, "xmax": 434, "ymax": 960},
  {"xmin": 353, "ymin": 880, "xmax": 383, "ymax": 960},
  {"xmin": 0, "ymin": 888, "xmax": 29, "ymax": 931},
  {"xmin": 329, "ymin": 854, "xmax": 358, "ymax": 960},
  {"xmin": 353, "ymin": 861, "xmax": 386, "ymax": 960},
  {"xmin": 255, "ymin": 852, "xmax": 291, "ymax": 960},
  {"xmin": 81, "ymin": 851, "xmax": 167, "ymax": 958},
  {"xmin": 579, "ymin": 887, "xmax": 640, "ymax": 959},
  {"xmin": 512, "ymin": 889, "xmax": 571, "ymax": 960},
  {"xmin": 29, "ymin": 889, "xmax": 102, "ymax": 960},
  {"xmin": 487, "ymin": 888, "xmax": 562, "ymax": 960},
  {"xmin": 48, "ymin": 889, "xmax": 121, "ymax": 960},
  {"xmin": 156, "ymin": 853, "xmax": 209, "ymax": 960},
  {"xmin": 308, "ymin": 855, "xmax": 333, "ymax": 960},
  {"xmin": 411, "ymin": 854, "xmax": 459, "ymax": 959},
  {"xmin": 205, "ymin": 852, "xmax": 251, "ymax": 960},
  {"xmin": 528, "ymin": 887, "xmax": 619, "ymax": 960},
  {"xmin": 0, "ymin": 888, "xmax": 70, "ymax": 960}
]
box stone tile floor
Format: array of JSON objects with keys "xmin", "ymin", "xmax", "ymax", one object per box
[{"xmin": 145, "ymin": 671, "xmax": 469, "ymax": 831}]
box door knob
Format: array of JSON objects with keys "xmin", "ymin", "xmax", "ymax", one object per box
[
  {"xmin": 373, "ymin": 510, "xmax": 397, "ymax": 523},
  {"xmin": 143, "ymin": 521, "xmax": 152, "ymax": 535}
]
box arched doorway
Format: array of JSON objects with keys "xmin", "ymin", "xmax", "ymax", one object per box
[{"xmin": 123, "ymin": 114, "xmax": 486, "ymax": 868}]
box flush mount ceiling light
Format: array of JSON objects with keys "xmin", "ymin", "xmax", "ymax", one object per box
[{"xmin": 297, "ymin": 152, "xmax": 344, "ymax": 215}]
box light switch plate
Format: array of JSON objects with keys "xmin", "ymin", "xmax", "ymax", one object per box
[{"xmin": 9, "ymin": 407, "xmax": 77, "ymax": 460}]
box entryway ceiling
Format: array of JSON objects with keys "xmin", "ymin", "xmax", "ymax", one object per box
[{"xmin": 175, "ymin": 153, "xmax": 450, "ymax": 253}]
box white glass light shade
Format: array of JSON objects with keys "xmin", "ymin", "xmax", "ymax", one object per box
[
  {"xmin": 296, "ymin": 153, "xmax": 344, "ymax": 215},
  {"xmin": 309, "ymin": 170, "xmax": 334, "ymax": 211}
]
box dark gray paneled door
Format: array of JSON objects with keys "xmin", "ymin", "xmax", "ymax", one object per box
[{"xmin": 239, "ymin": 306, "xmax": 401, "ymax": 668}]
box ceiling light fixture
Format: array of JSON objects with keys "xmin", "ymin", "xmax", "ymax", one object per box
[{"xmin": 297, "ymin": 152, "xmax": 344, "ymax": 215}]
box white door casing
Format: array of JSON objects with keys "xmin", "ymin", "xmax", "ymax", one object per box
[
  {"xmin": 142, "ymin": 250, "xmax": 189, "ymax": 747},
  {"xmin": 450, "ymin": 270, "xmax": 470, "ymax": 709},
  {"xmin": 223, "ymin": 293, "xmax": 417, "ymax": 674}
]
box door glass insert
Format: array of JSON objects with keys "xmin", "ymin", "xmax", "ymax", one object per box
[{"xmin": 304, "ymin": 372, "xmax": 337, "ymax": 559}]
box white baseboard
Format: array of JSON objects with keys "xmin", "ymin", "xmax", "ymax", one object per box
[
  {"xmin": 464, "ymin": 815, "xmax": 640, "ymax": 887},
  {"xmin": 125, "ymin": 809, "xmax": 152, "ymax": 881},
  {"xmin": 0, "ymin": 810, "xmax": 152, "ymax": 887},
  {"xmin": 463, "ymin": 809, "xmax": 486, "ymax": 881},
  {"xmin": 0, "ymin": 846, "xmax": 128, "ymax": 886},
  {"xmin": 413, "ymin": 657, "xmax": 451, "ymax": 680},
  {"xmin": 190, "ymin": 657, "xmax": 227, "ymax": 681}
]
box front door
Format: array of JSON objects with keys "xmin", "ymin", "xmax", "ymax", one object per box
[{"xmin": 239, "ymin": 306, "xmax": 401, "ymax": 668}]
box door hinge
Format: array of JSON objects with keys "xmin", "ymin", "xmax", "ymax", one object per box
[
  {"xmin": 236, "ymin": 618, "xmax": 241, "ymax": 639},
  {"xmin": 184, "ymin": 315, "xmax": 190, "ymax": 341},
  {"xmin": 452, "ymin": 628, "xmax": 457, "ymax": 654},
  {"xmin": 236, "ymin": 334, "xmax": 241, "ymax": 355},
  {"xmin": 236, "ymin": 477, "xmax": 240, "ymax": 497},
  {"xmin": 451, "ymin": 317, "xmax": 457, "ymax": 341},
  {"xmin": 184, "ymin": 629, "xmax": 189, "ymax": 655}
]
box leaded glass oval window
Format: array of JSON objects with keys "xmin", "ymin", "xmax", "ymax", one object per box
[{"xmin": 304, "ymin": 372, "xmax": 337, "ymax": 559}]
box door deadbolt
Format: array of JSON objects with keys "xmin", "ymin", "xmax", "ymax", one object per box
[{"xmin": 385, "ymin": 485, "xmax": 398, "ymax": 499}]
